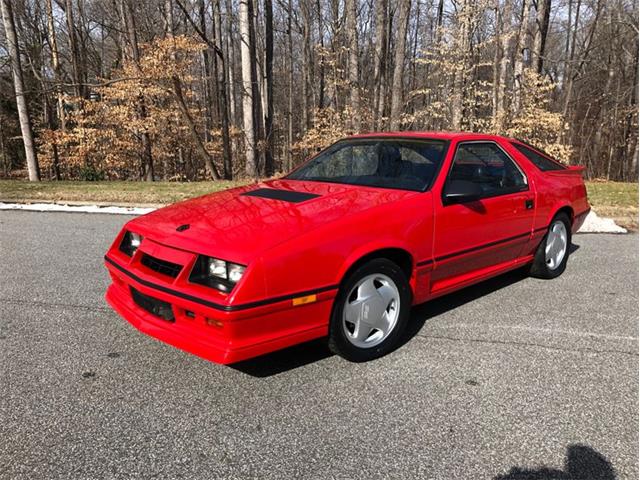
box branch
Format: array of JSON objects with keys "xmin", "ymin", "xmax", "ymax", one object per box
[{"xmin": 173, "ymin": 0, "xmax": 224, "ymax": 60}]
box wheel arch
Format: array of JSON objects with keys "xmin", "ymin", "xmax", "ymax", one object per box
[
  {"xmin": 550, "ymin": 204, "xmax": 574, "ymax": 226},
  {"xmin": 338, "ymin": 247, "xmax": 414, "ymax": 288}
]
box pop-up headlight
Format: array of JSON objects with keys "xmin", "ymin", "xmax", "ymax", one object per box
[
  {"xmin": 190, "ymin": 256, "xmax": 246, "ymax": 292},
  {"xmin": 119, "ymin": 231, "xmax": 143, "ymax": 256}
]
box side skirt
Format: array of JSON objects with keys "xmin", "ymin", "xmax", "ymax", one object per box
[{"xmin": 421, "ymin": 255, "xmax": 534, "ymax": 304}]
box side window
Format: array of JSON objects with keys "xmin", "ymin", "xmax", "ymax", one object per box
[
  {"xmin": 448, "ymin": 142, "xmax": 527, "ymax": 197},
  {"xmin": 511, "ymin": 143, "xmax": 566, "ymax": 171}
]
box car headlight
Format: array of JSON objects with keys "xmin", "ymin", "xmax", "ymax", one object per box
[
  {"xmin": 119, "ymin": 230, "xmax": 143, "ymax": 256},
  {"xmin": 190, "ymin": 255, "xmax": 246, "ymax": 292}
]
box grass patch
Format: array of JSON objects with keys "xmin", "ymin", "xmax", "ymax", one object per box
[
  {"xmin": 0, "ymin": 179, "xmax": 250, "ymax": 205},
  {"xmin": 1, "ymin": 179, "xmax": 637, "ymax": 230},
  {"xmin": 586, "ymin": 181, "xmax": 638, "ymax": 231}
]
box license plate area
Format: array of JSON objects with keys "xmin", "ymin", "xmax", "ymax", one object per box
[{"xmin": 130, "ymin": 287, "xmax": 175, "ymax": 322}]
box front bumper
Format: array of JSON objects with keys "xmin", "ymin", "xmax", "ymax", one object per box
[{"xmin": 104, "ymin": 250, "xmax": 337, "ymax": 364}]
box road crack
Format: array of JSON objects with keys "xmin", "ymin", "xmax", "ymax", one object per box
[
  {"xmin": 0, "ymin": 298, "xmax": 112, "ymax": 314},
  {"xmin": 415, "ymin": 332, "xmax": 639, "ymax": 357}
]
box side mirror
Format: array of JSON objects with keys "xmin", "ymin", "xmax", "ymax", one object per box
[{"xmin": 443, "ymin": 180, "xmax": 483, "ymax": 205}]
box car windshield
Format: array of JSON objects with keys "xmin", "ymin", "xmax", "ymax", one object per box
[{"xmin": 286, "ymin": 139, "xmax": 448, "ymax": 191}]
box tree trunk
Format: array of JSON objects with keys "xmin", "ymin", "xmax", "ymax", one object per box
[
  {"xmin": 532, "ymin": 0, "xmax": 551, "ymax": 74},
  {"xmin": 46, "ymin": 0, "xmax": 66, "ymax": 132},
  {"xmin": 224, "ymin": 0, "xmax": 237, "ymax": 127},
  {"xmin": 495, "ymin": 0, "xmax": 513, "ymax": 132},
  {"xmin": 435, "ymin": 0, "xmax": 445, "ymax": 45},
  {"xmin": 199, "ymin": 0, "xmax": 214, "ymax": 144},
  {"xmin": 301, "ymin": 0, "xmax": 313, "ymax": 130},
  {"xmin": 345, "ymin": 0, "xmax": 360, "ymax": 131},
  {"xmin": 389, "ymin": 0, "xmax": 411, "ymax": 130},
  {"xmin": 315, "ymin": 0, "xmax": 325, "ymax": 109},
  {"xmin": 372, "ymin": 0, "xmax": 388, "ymax": 130},
  {"xmin": 164, "ymin": 0, "xmax": 174, "ymax": 35},
  {"xmin": 513, "ymin": 0, "xmax": 533, "ymax": 113},
  {"xmin": 263, "ymin": 0, "xmax": 274, "ymax": 175},
  {"xmin": 492, "ymin": 0, "xmax": 502, "ymax": 120},
  {"xmin": 452, "ymin": 0, "xmax": 471, "ymax": 130},
  {"xmin": 0, "ymin": 115, "xmax": 9, "ymax": 176},
  {"xmin": 120, "ymin": 0, "xmax": 154, "ymax": 180},
  {"xmin": 64, "ymin": 0, "xmax": 84, "ymax": 98},
  {"xmin": 560, "ymin": 0, "xmax": 601, "ymax": 143},
  {"xmin": 213, "ymin": 0, "xmax": 234, "ymax": 179},
  {"xmin": 172, "ymin": 76, "xmax": 221, "ymax": 180},
  {"xmin": 239, "ymin": 0, "xmax": 257, "ymax": 177},
  {"xmin": 1, "ymin": 0, "xmax": 40, "ymax": 181},
  {"xmin": 287, "ymin": 0, "xmax": 294, "ymax": 170}
]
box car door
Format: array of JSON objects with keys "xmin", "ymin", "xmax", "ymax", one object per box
[{"xmin": 430, "ymin": 140, "xmax": 535, "ymax": 292}]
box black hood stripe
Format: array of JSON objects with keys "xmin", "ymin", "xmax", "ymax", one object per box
[{"xmin": 241, "ymin": 188, "xmax": 320, "ymax": 203}]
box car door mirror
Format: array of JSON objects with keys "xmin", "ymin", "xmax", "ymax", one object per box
[{"xmin": 443, "ymin": 180, "xmax": 483, "ymax": 205}]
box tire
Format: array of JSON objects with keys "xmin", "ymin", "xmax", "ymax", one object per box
[
  {"xmin": 328, "ymin": 258, "xmax": 412, "ymax": 362},
  {"xmin": 529, "ymin": 212, "xmax": 572, "ymax": 279}
]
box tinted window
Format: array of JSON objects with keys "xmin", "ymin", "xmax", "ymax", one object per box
[
  {"xmin": 512, "ymin": 143, "xmax": 566, "ymax": 171},
  {"xmin": 287, "ymin": 139, "xmax": 447, "ymax": 191},
  {"xmin": 447, "ymin": 142, "xmax": 527, "ymax": 197}
]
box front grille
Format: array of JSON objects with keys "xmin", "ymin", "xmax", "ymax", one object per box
[
  {"xmin": 140, "ymin": 253, "xmax": 182, "ymax": 278},
  {"xmin": 131, "ymin": 287, "xmax": 175, "ymax": 322}
]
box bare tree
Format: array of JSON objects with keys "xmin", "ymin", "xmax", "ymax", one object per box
[
  {"xmin": 1, "ymin": 0, "xmax": 39, "ymax": 181},
  {"xmin": 0, "ymin": 0, "xmax": 636, "ymax": 182},
  {"xmin": 119, "ymin": 0, "xmax": 154, "ymax": 180},
  {"xmin": 345, "ymin": 0, "xmax": 360, "ymax": 131},
  {"xmin": 239, "ymin": 0, "xmax": 257, "ymax": 176},
  {"xmin": 389, "ymin": 0, "xmax": 412, "ymax": 130},
  {"xmin": 263, "ymin": 0, "xmax": 274, "ymax": 175},
  {"xmin": 372, "ymin": 0, "xmax": 388, "ymax": 129},
  {"xmin": 495, "ymin": 0, "xmax": 513, "ymax": 131},
  {"xmin": 452, "ymin": 0, "xmax": 472, "ymax": 130},
  {"xmin": 532, "ymin": 0, "xmax": 552, "ymax": 74},
  {"xmin": 513, "ymin": 0, "xmax": 533, "ymax": 113}
]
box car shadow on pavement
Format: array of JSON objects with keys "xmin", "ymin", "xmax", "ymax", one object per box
[
  {"xmin": 232, "ymin": 242, "xmax": 580, "ymax": 377},
  {"xmin": 230, "ymin": 338, "xmax": 333, "ymax": 377},
  {"xmin": 401, "ymin": 267, "xmax": 529, "ymax": 346},
  {"xmin": 402, "ymin": 242, "xmax": 581, "ymax": 345},
  {"xmin": 493, "ymin": 444, "xmax": 617, "ymax": 479}
]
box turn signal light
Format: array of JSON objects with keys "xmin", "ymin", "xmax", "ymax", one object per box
[
  {"xmin": 292, "ymin": 294, "xmax": 317, "ymax": 306},
  {"xmin": 206, "ymin": 318, "xmax": 223, "ymax": 328}
]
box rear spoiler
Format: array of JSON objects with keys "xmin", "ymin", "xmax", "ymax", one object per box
[{"xmin": 547, "ymin": 165, "xmax": 586, "ymax": 176}]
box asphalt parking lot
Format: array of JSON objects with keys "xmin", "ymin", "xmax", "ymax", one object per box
[{"xmin": 0, "ymin": 210, "xmax": 638, "ymax": 479}]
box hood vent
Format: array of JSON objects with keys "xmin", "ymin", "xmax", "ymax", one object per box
[{"xmin": 241, "ymin": 188, "xmax": 320, "ymax": 203}]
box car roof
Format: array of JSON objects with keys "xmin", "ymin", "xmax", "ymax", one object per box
[{"xmin": 348, "ymin": 131, "xmax": 513, "ymax": 142}]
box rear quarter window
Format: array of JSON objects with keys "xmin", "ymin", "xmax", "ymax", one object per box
[{"xmin": 512, "ymin": 143, "xmax": 566, "ymax": 172}]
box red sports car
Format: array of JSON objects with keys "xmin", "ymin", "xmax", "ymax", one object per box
[{"xmin": 105, "ymin": 132, "xmax": 590, "ymax": 364}]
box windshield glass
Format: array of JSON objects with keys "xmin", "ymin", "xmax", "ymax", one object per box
[{"xmin": 286, "ymin": 139, "xmax": 448, "ymax": 191}]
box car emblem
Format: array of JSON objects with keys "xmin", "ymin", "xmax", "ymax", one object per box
[{"xmin": 176, "ymin": 224, "xmax": 190, "ymax": 232}]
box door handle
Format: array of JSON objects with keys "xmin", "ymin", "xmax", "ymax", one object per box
[{"xmin": 525, "ymin": 199, "xmax": 534, "ymax": 210}]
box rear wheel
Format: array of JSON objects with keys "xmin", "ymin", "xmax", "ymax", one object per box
[
  {"xmin": 328, "ymin": 258, "xmax": 411, "ymax": 362},
  {"xmin": 530, "ymin": 213, "xmax": 571, "ymax": 279}
]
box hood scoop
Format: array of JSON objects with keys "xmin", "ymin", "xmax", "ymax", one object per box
[{"xmin": 241, "ymin": 188, "xmax": 320, "ymax": 203}]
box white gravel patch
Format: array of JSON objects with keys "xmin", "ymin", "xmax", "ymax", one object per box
[
  {"xmin": 0, "ymin": 202, "xmax": 155, "ymax": 216},
  {"xmin": 577, "ymin": 210, "xmax": 627, "ymax": 234},
  {"xmin": 0, "ymin": 201, "xmax": 629, "ymax": 233}
]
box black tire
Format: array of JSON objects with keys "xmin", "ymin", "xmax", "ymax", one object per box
[
  {"xmin": 328, "ymin": 258, "xmax": 412, "ymax": 362},
  {"xmin": 529, "ymin": 212, "xmax": 572, "ymax": 279}
]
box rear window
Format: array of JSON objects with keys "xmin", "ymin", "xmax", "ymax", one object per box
[{"xmin": 512, "ymin": 143, "xmax": 566, "ymax": 171}]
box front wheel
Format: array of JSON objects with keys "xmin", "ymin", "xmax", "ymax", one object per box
[
  {"xmin": 529, "ymin": 213, "xmax": 572, "ymax": 279},
  {"xmin": 328, "ymin": 258, "xmax": 412, "ymax": 362}
]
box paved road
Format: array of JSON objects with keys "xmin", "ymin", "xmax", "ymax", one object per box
[{"xmin": 0, "ymin": 211, "xmax": 637, "ymax": 480}]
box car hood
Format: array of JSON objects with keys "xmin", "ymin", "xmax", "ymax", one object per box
[{"xmin": 128, "ymin": 179, "xmax": 415, "ymax": 264}]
